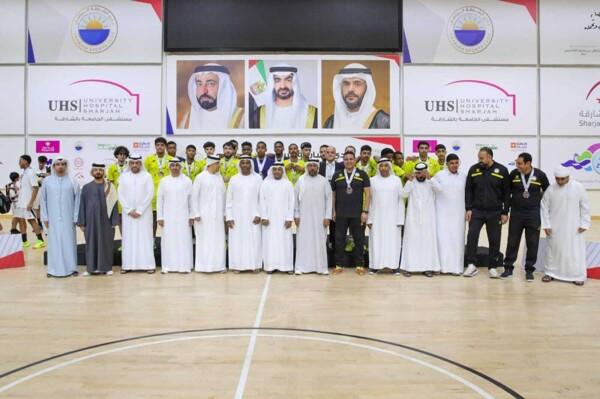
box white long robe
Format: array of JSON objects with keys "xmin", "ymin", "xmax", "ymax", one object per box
[
  {"xmin": 192, "ymin": 171, "xmax": 226, "ymax": 272},
  {"xmin": 400, "ymin": 178, "xmax": 441, "ymax": 272},
  {"xmin": 226, "ymin": 173, "xmax": 263, "ymax": 271},
  {"xmin": 260, "ymin": 177, "xmax": 295, "ymax": 272},
  {"xmin": 118, "ymin": 171, "xmax": 156, "ymax": 271},
  {"xmin": 294, "ymin": 174, "xmax": 332, "ymax": 274},
  {"xmin": 367, "ymin": 175, "xmax": 405, "ymax": 271},
  {"xmin": 157, "ymin": 175, "xmax": 193, "ymax": 273},
  {"xmin": 541, "ymin": 180, "xmax": 590, "ymax": 282},
  {"xmin": 434, "ymin": 170, "xmax": 467, "ymax": 274}
]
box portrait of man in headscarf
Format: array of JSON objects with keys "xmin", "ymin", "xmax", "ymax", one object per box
[
  {"xmin": 177, "ymin": 61, "xmax": 245, "ymax": 129},
  {"xmin": 322, "ymin": 61, "xmax": 390, "ymax": 130},
  {"xmin": 249, "ymin": 62, "xmax": 318, "ymax": 129}
]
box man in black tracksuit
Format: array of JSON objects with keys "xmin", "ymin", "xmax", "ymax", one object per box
[
  {"xmin": 463, "ymin": 147, "xmax": 510, "ymax": 278},
  {"xmin": 500, "ymin": 152, "xmax": 550, "ymax": 282}
]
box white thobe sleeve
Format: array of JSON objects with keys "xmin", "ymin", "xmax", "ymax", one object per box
[
  {"xmin": 402, "ymin": 180, "xmax": 413, "ymax": 197},
  {"xmin": 293, "ymin": 183, "xmax": 300, "ymax": 219},
  {"xmin": 73, "ymin": 181, "xmax": 81, "ymax": 223},
  {"xmin": 286, "ymin": 185, "xmax": 295, "ymax": 222},
  {"xmin": 324, "ymin": 182, "xmax": 332, "ymax": 220},
  {"xmin": 186, "ymin": 181, "xmax": 194, "ymax": 219},
  {"xmin": 137, "ymin": 175, "xmax": 155, "ymax": 216},
  {"xmin": 191, "ymin": 178, "xmax": 201, "ymax": 218},
  {"xmin": 40, "ymin": 183, "xmax": 48, "ymax": 222},
  {"xmin": 225, "ymin": 180, "xmax": 234, "ymax": 222},
  {"xmin": 118, "ymin": 176, "xmax": 132, "ymax": 215},
  {"xmin": 396, "ymin": 183, "xmax": 405, "ymax": 226},
  {"xmin": 156, "ymin": 180, "xmax": 165, "ymax": 221},
  {"xmin": 540, "ymin": 189, "xmax": 551, "ymax": 229},
  {"xmin": 259, "ymin": 183, "xmax": 269, "ymax": 221},
  {"xmin": 578, "ymin": 184, "xmax": 591, "ymax": 229},
  {"xmin": 430, "ymin": 177, "xmax": 442, "ymax": 193}
]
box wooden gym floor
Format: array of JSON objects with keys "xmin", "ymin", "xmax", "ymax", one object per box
[{"xmin": 0, "ymin": 219, "xmax": 599, "ymax": 398}]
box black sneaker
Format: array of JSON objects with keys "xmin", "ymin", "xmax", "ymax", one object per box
[
  {"xmin": 499, "ymin": 270, "xmax": 513, "ymax": 280},
  {"xmin": 525, "ymin": 272, "xmax": 534, "ymax": 282},
  {"xmin": 369, "ymin": 269, "xmax": 379, "ymax": 275}
]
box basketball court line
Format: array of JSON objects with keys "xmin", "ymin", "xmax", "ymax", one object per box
[
  {"xmin": 0, "ymin": 326, "xmax": 525, "ymax": 398},
  {"xmin": 234, "ymin": 274, "xmax": 271, "ymax": 399}
]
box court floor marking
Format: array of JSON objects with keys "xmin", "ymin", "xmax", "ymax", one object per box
[
  {"xmin": 0, "ymin": 332, "xmax": 499, "ymax": 398},
  {"xmin": 234, "ymin": 274, "xmax": 271, "ymax": 399},
  {"xmin": 0, "ymin": 327, "xmax": 524, "ymax": 398}
]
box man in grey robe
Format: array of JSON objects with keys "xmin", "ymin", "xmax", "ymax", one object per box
[
  {"xmin": 40, "ymin": 158, "xmax": 81, "ymax": 277},
  {"xmin": 77, "ymin": 163, "xmax": 119, "ymax": 276}
]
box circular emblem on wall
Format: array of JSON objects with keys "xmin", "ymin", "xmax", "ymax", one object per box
[
  {"xmin": 452, "ymin": 141, "xmax": 461, "ymax": 151},
  {"xmin": 74, "ymin": 141, "xmax": 84, "ymax": 152},
  {"xmin": 592, "ymin": 150, "xmax": 600, "ymax": 175},
  {"xmin": 73, "ymin": 158, "xmax": 84, "ymax": 168},
  {"xmin": 71, "ymin": 5, "xmax": 118, "ymax": 54},
  {"xmin": 447, "ymin": 6, "xmax": 493, "ymax": 54}
]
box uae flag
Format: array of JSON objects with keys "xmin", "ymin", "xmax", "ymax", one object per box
[
  {"xmin": 0, "ymin": 234, "xmax": 25, "ymax": 269},
  {"xmin": 248, "ymin": 60, "xmax": 271, "ymax": 110}
]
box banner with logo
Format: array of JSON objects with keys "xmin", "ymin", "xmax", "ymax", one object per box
[
  {"xmin": 27, "ymin": 65, "xmax": 162, "ymax": 135},
  {"xmin": 404, "ymin": 66, "xmax": 537, "ymax": 136},
  {"xmin": 541, "ymin": 138, "xmax": 600, "ymax": 189},
  {"xmin": 540, "ymin": 0, "xmax": 600, "ymax": 65},
  {"xmin": 404, "ymin": 136, "xmax": 539, "ymax": 171},
  {"xmin": 0, "ymin": 67, "xmax": 25, "ymax": 135},
  {"xmin": 0, "ymin": 0, "xmax": 26, "ymax": 63},
  {"xmin": 0, "ymin": 137, "xmax": 25, "ymax": 185},
  {"xmin": 541, "ymin": 68, "xmax": 600, "ymax": 136},
  {"xmin": 403, "ymin": 0, "xmax": 537, "ymax": 64},
  {"xmin": 165, "ymin": 54, "xmax": 401, "ymax": 135},
  {"xmin": 27, "ymin": 0, "xmax": 162, "ymax": 64},
  {"xmin": 27, "ymin": 136, "xmax": 156, "ymax": 186}
]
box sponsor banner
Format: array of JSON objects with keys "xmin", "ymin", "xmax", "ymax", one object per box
[
  {"xmin": 403, "ymin": 0, "xmax": 537, "ymax": 64},
  {"xmin": 0, "ymin": 137, "xmax": 26, "ymax": 186},
  {"xmin": 165, "ymin": 54, "xmax": 401, "ymax": 135},
  {"xmin": 540, "ymin": 0, "xmax": 600, "ymax": 65},
  {"xmin": 404, "ymin": 136, "xmax": 539, "ymax": 171},
  {"xmin": 541, "ymin": 138, "xmax": 600, "ymax": 189},
  {"xmin": 27, "ymin": 65, "xmax": 162, "ymax": 135},
  {"xmin": 404, "ymin": 66, "xmax": 537, "ymax": 136},
  {"xmin": 27, "ymin": 136, "xmax": 155, "ymax": 186},
  {"xmin": 0, "ymin": 67, "xmax": 25, "ymax": 134},
  {"xmin": 0, "ymin": 0, "xmax": 26, "ymax": 63},
  {"xmin": 540, "ymin": 68, "xmax": 600, "ymax": 135},
  {"xmin": 27, "ymin": 0, "xmax": 162, "ymax": 64}
]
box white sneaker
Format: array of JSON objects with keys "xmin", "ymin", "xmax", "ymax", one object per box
[
  {"xmin": 489, "ymin": 268, "xmax": 500, "ymax": 279},
  {"xmin": 83, "ymin": 271, "xmax": 90, "ymax": 276},
  {"xmin": 463, "ymin": 264, "xmax": 478, "ymax": 277},
  {"xmin": 295, "ymin": 271, "xmax": 302, "ymax": 275},
  {"xmin": 105, "ymin": 271, "xmax": 113, "ymax": 276},
  {"xmin": 322, "ymin": 271, "xmax": 329, "ymax": 275},
  {"xmin": 161, "ymin": 270, "xmax": 168, "ymax": 274}
]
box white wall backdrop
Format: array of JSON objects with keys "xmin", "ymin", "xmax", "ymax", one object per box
[{"xmin": 1, "ymin": 0, "xmax": 599, "ymax": 215}]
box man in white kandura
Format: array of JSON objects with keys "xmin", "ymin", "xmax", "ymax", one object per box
[
  {"xmin": 401, "ymin": 162, "xmax": 441, "ymax": 277},
  {"xmin": 541, "ymin": 167, "xmax": 591, "ymax": 286},
  {"xmin": 367, "ymin": 159, "xmax": 405, "ymax": 275},
  {"xmin": 192, "ymin": 155, "xmax": 227, "ymax": 273},
  {"xmin": 226, "ymin": 155, "xmax": 263, "ymax": 273},
  {"xmin": 260, "ymin": 162, "xmax": 295, "ymax": 274},
  {"xmin": 157, "ymin": 159, "xmax": 194, "ymax": 274},
  {"xmin": 294, "ymin": 158, "xmax": 332, "ymax": 275},
  {"xmin": 118, "ymin": 154, "xmax": 156, "ymax": 274},
  {"xmin": 433, "ymin": 154, "xmax": 467, "ymax": 275}
]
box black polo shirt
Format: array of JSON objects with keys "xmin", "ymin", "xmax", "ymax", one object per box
[
  {"xmin": 465, "ymin": 161, "xmax": 511, "ymax": 214},
  {"xmin": 508, "ymin": 167, "xmax": 550, "ymax": 214},
  {"xmin": 331, "ymin": 168, "xmax": 370, "ymax": 218}
]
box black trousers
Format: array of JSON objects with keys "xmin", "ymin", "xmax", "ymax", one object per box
[
  {"xmin": 327, "ymin": 220, "xmax": 336, "ymax": 267},
  {"xmin": 335, "ymin": 216, "xmax": 365, "ymax": 267},
  {"xmin": 504, "ymin": 213, "xmax": 541, "ymax": 273},
  {"xmin": 466, "ymin": 209, "xmax": 503, "ymax": 269}
]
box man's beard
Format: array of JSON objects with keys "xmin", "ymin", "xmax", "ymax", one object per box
[
  {"xmin": 197, "ymin": 95, "xmax": 217, "ymax": 110},
  {"xmin": 275, "ymin": 88, "xmax": 294, "ymax": 100},
  {"xmin": 343, "ymin": 91, "xmax": 364, "ymax": 110},
  {"xmin": 416, "ymin": 176, "xmax": 427, "ymax": 182},
  {"xmin": 308, "ymin": 170, "xmax": 317, "ymax": 176}
]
